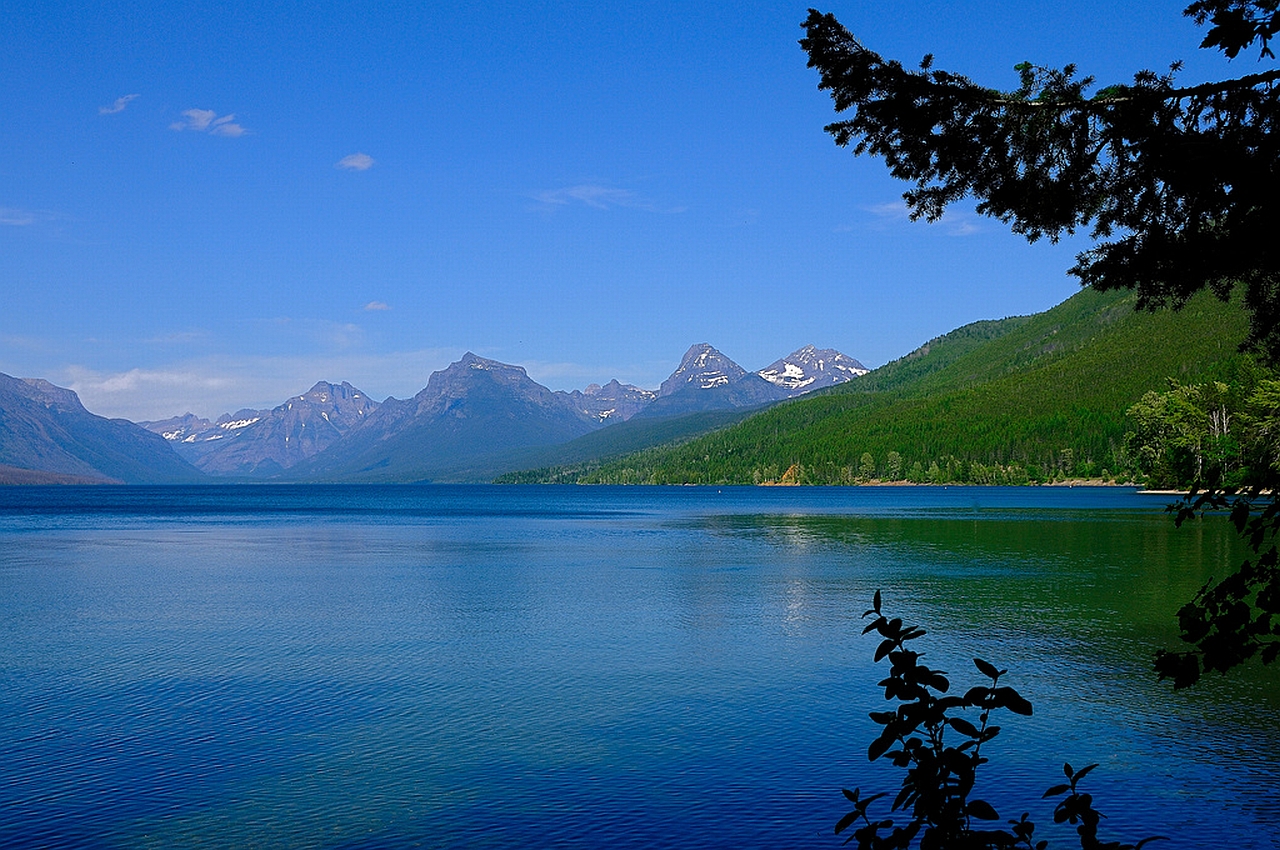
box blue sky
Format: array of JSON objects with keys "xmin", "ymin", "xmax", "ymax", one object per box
[{"xmin": 2, "ymin": 1, "xmax": 1249, "ymax": 420}]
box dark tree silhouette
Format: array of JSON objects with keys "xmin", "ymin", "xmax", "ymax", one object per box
[
  {"xmin": 801, "ymin": 2, "xmax": 1280, "ymax": 687},
  {"xmin": 800, "ymin": 2, "xmax": 1280, "ymax": 360}
]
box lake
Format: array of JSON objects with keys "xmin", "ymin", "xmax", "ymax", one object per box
[{"xmin": 0, "ymin": 485, "xmax": 1276, "ymax": 849}]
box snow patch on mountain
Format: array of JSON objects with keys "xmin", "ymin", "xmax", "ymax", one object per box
[{"xmin": 757, "ymin": 345, "xmax": 869, "ymax": 394}]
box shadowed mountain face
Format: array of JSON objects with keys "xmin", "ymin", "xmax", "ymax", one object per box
[
  {"xmin": 282, "ymin": 353, "xmax": 604, "ymax": 482},
  {"xmin": 0, "ymin": 373, "xmax": 203, "ymax": 483},
  {"xmin": 142, "ymin": 381, "xmax": 379, "ymax": 477}
]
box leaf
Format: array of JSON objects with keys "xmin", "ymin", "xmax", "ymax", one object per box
[
  {"xmin": 973, "ymin": 657, "xmax": 1001, "ymax": 680},
  {"xmin": 834, "ymin": 809, "xmax": 860, "ymax": 835},
  {"xmin": 1042, "ymin": 783, "xmax": 1070, "ymax": 798},
  {"xmin": 994, "ymin": 686, "xmax": 1033, "ymax": 716},
  {"xmin": 967, "ymin": 799, "xmax": 1000, "ymax": 820},
  {"xmin": 1072, "ymin": 763, "xmax": 1099, "ymax": 782},
  {"xmin": 842, "ymin": 787, "xmax": 860, "ymax": 803},
  {"xmin": 948, "ymin": 717, "xmax": 981, "ymax": 738},
  {"xmin": 1064, "ymin": 763, "xmax": 1074, "ymax": 778},
  {"xmin": 868, "ymin": 732, "xmax": 894, "ymax": 762},
  {"xmin": 874, "ymin": 638, "xmax": 897, "ymax": 662}
]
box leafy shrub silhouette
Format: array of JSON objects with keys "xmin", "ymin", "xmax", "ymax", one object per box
[
  {"xmin": 837, "ymin": 591, "xmax": 1165, "ymax": 849},
  {"xmin": 1155, "ymin": 487, "xmax": 1280, "ymax": 688}
]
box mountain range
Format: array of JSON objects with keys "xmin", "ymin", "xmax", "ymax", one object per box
[{"xmin": 2, "ymin": 343, "xmax": 865, "ymax": 484}]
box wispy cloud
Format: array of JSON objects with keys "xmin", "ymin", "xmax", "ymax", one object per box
[
  {"xmin": 253, "ymin": 317, "xmax": 367, "ymax": 351},
  {"xmin": 143, "ymin": 329, "xmax": 209, "ymax": 345},
  {"xmin": 363, "ymin": 301, "xmax": 390, "ymax": 311},
  {"xmin": 337, "ymin": 153, "xmax": 375, "ymax": 171},
  {"xmin": 0, "ymin": 207, "xmax": 37, "ymax": 226},
  {"xmin": 532, "ymin": 183, "xmax": 684, "ymax": 214},
  {"xmin": 170, "ymin": 108, "xmax": 248, "ymax": 137},
  {"xmin": 99, "ymin": 94, "xmax": 139, "ymax": 115},
  {"xmin": 859, "ymin": 200, "xmax": 980, "ymax": 237}
]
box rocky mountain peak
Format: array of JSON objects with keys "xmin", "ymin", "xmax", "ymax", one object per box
[
  {"xmin": 19, "ymin": 378, "xmax": 87, "ymax": 413},
  {"xmin": 757, "ymin": 345, "xmax": 869, "ymax": 393},
  {"xmin": 659, "ymin": 344, "xmax": 748, "ymax": 397}
]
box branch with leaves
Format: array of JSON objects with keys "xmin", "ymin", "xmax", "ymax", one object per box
[{"xmin": 837, "ymin": 592, "xmax": 1164, "ymax": 849}]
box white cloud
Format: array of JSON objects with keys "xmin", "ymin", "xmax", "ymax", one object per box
[
  {"xmin": 99, "ymin": 94, "xmax": 139, "ymax": 115},
  {"xmin": 209, "ymin": 115, "xmax": 246, "ymax": 137},
  {"xmin": 363, "ymin": 301, "xmax": 390, "ymax": 311},
  {"xmin": 170, "ymin": 108, "xmax": 248, "ymax": 136},
  {"xmin": 532, "ymin": 183, "xmax": 683, "ymax": 213},
  {"xmin": 337, "ymin": 152, "xmax": 375, "ymax": 171}
]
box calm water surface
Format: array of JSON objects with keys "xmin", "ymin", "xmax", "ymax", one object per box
[{"xmin": 0, "ymin": 485, "xmax": 1275, "ymax": 849}]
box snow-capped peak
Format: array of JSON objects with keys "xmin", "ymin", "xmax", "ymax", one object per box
[{"xmin": 757, "ymin": 346, "xmax": 869, "ymax": 394}]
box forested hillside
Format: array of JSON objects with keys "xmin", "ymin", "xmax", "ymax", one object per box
[{"xmin": 504, "ymin": 288, "xmax": 1252, "ymax": 485}]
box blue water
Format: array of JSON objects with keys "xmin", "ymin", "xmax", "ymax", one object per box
[{"xmin": 0, "ymin": 485, "xmax": 1275, "ymax": 848}]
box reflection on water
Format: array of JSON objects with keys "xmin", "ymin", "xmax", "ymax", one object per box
[{"xmin": 0, "ymin": 486, "xmax": 1275, "ymax": 849}]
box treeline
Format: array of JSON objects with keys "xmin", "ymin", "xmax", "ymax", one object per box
[
  {"xmin": 1126, "ymin": 358, "xmax": 1280, "ymax": 490},
  {"xmin": 503, "ymin": 288, "xmax": 1256, "ymax": 486}
]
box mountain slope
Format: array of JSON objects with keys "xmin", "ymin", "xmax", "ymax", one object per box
[
  {"xmin": 0, "ymin": 373, "xmax": 203, "ymax": 484},
  {"xmin": 522, "ymin": 288, "xmax": 1251, "ymax": 484},
  {"xmin": 284, "ymin": 353, "xmax": 602, "ymax": 482}
]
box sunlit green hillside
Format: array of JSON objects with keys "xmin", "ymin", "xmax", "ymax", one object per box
[{"xmin": 504, "ymin": 288, "xmax": 1252, "ymax": 485}]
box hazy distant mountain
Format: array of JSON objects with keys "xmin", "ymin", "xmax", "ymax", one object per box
[
  {"xmin": 757, "ymin": 345, "xmax": 869, "ymax": 394},
  {"xmin": 561, "ymin": 379, "xmax": 657, "ymax": 423},
  {"xmin": 141, "ymin": 381, "xmax": 378, "ymax": 477},
  {"xmin": 0, "ymin": 372, "xmax": 203, "ymax": 484},
  {"xmin": 635, "ymin": 344, "xmax": 791, "ymax": 418},
  {"xmin": 284, "ymin": 353, "xmax": 602, "ymax": 482},
  {"xmin": 141, "ymin": 412, "xmax": 217, "ymax": 442}
]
